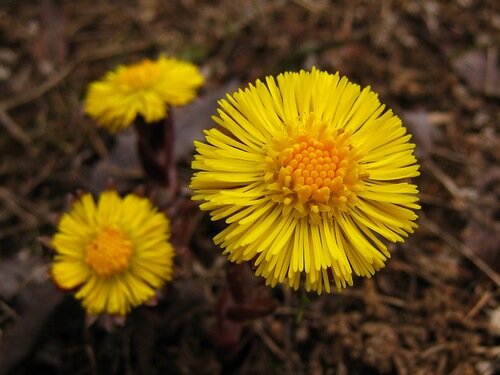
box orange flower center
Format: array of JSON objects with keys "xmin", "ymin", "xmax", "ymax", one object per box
[
  {"xmin": 266, "ymin": 118, "xmax": 367, "ymax": 222},
  {"xmin": 85, "ymin": 227, "xmax": 133, "ymax": 277},
  {"xmin": 117, "ymin": 59, "xmax": 160, "ymax": 90}
]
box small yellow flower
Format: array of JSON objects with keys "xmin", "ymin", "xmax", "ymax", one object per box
[
  {"xmin": 84, "ymin": 57, "xmax": 204, "ymax": 132},
  {"xmin": 51, "ymin": 190, "xmax": 175, "ymax": 315},
  {"xmin": 191, "ymin": 68, "xmax": 420, "ymax": 293}
]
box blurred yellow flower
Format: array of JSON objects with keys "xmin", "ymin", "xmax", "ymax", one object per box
[
  {"xmin": 51, "ymin": 190, "xmax": 174, "ymax": 315},
  {"xmin": 191, "ymin": 68, "xmax": 420, "ymax": 293},
  {"xmin": 84, "ymin": 57, "xmax": 204, "ymax": 132}
]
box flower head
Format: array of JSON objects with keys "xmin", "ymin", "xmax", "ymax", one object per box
[
  {"xmin": 191, "ymin": 68, "xmax": 420, "ymax": 293},
  {"xmin": 84, "ymin": 57, "xmax": 204, "ymax": 132},
  {"xmin": 51, "ymin": 190, "xmax": 175, "ymax": 315}
]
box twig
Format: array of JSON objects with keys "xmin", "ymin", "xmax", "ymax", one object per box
[
  {"xmin": 421, "ymin": 343, "xmax": 455, "ymax": 358},
  {"xmin": 0, "ymin": 40, "xmax": 153, "ymax": 113},
  {"xmin": 466, "ymin": 291, "xmax": 493, "ymax": 318},
  {"xmin": 341, "ymin": 287, "xmax": 420, "ymax": 311},
  {"xmin": 78, "ymin": 39, "xmax": 153, "ymax": 63},
  {"xmin": 472, "ymin": 345, "xmax": 500, "ymax": 358},
  {"xmin": 82, "ymin": 121, "xmax": 109, "ymax": 159},
  {"xmin": 0, "ymin": 222, "xmax": 39, "ymax": 241},
  {"xmin": 0, "ymin": 110, "xmax": 32, "ymax": 147},
  {"xmin": 0, "ymin": 299, "xmax": 19, "ymax": 321},
  {"xmin": 424, "ymin": 159, "xmax": 476, "ymax": 201},
  {"xmin": 292, "ymin": 0, "xmax": 327, "ymax": 12},
  {"xmin": 423, "ymin": 160, "xmax": 496, "ymax": 230},
  {"xmin": 0, "ymin": 62, "xmax": 77, "ymax": 112},
  {"xmin": 253, "ymin": 322, "xmax": 287, "ymax": 362},
  {"xmin": 0, "ymin": 187, "xmax": 38, "ymax": 225},
  {"xmin": 83, "ymin": 325, "xmax": 98, "ymax": 375},
  {"xmin": 283, "ymin": 288, "xmax": 295, "ymax": 375},
  {"xmin": 421, "ymin": 215, "xmax": 500, "ymax": 287},
  {"xmin": 273, "ymin": 306, "xmax": 322, "ymax": 320},
  {"xmin": 19, "ymin": 157, "xmax": 57, "ymax": 196},
  {"xmin": 485, "ymin": 47, "xmax": 498, "ymax": 96}
]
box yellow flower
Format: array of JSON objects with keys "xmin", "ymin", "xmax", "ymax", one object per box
[
  {"xmin": 84, "ymin": 57, "xmax": 204, "ymax": 132},
  {"xmin": 191, "ymin": 68, "xmax": 420, "ymax": 294},
  {"xmin": 51, "ymin": 190, "xmax": 175, "ymax": 315}
]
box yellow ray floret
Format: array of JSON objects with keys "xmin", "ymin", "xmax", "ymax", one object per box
[
  {"xmin": 51, "ymin": 190, "xmax": 175, "ymax": 316},
  {"xmin": 190, "ymin": 68, "xmax": 420, "ymax": 293},
  {"xmin": 84, "ymin": 57, "xmax": 204, "ymax": 132}
]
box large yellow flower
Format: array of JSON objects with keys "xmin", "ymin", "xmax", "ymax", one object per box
[
  {"xmin": 51, "ymin": 190, "xmax": 174, "ymax": 315},
  {"xmin": 84, "ymin": 57, "xmax": 204, "ymax": 132},
  {"xmin": 191, "ymin": 68, "xmax": 420, "ymax": 294}
]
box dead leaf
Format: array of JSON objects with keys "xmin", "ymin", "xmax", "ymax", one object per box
[
  {"xmin": 0, "ymin": 254, "xmax": 47, "ymax": 300},
  {"xmin": 88, "ymin": 128, "xmax": 142, "ymax": 194},
  {"xmin": 452, "ymin": 47, "xmax": 500, "ymax": 98},
  {"xmin": 0, "ymin": 255, "xmax": 63, "ymax": 375},
  {"xmin": 402, "ymin": 110, "xmax": 442, "ymax": 159},
  {"xmin": 175, "ymin": 80, "xmax": 241, "ymax": 163}
]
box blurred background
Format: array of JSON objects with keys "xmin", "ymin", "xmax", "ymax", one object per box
[{"xmin": 0, "ymin": 0, "xmax": 498, "ymax": 374}]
